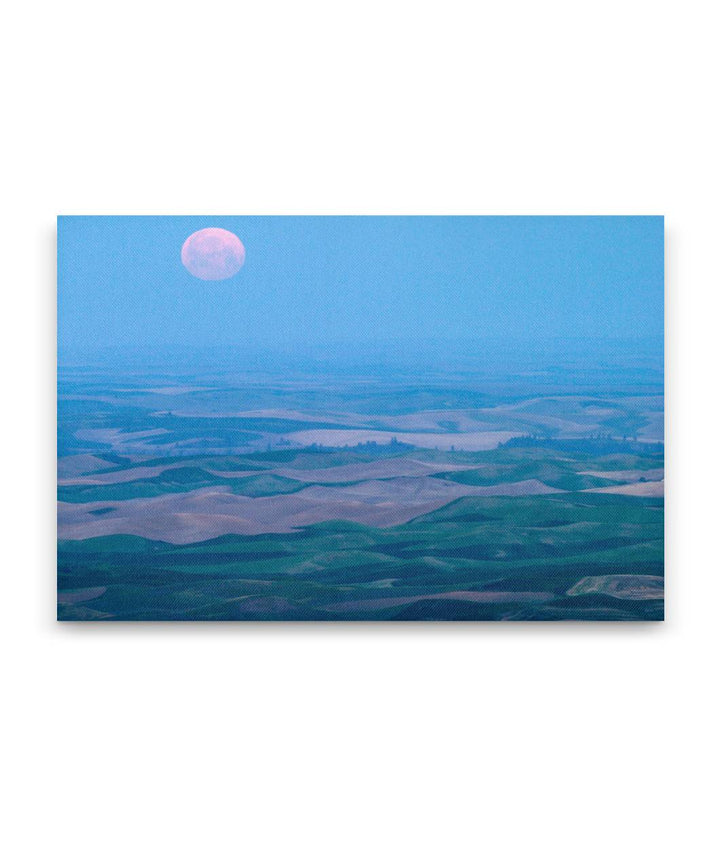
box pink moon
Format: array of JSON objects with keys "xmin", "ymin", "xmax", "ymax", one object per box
[{"xmin": 181, "ymin": 228, "xmax": 246, "ymax": 281}]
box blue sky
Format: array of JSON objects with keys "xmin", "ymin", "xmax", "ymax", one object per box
[{"xmin": 58, "ymin": 216, "xmax": 663, "ymax": 360}]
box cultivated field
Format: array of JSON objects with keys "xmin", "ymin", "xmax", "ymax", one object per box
[{"xmin": 58, "ymin": 363, "xmax": 664, "ymax": 620}]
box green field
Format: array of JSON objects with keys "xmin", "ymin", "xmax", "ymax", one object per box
[
  {"xmin": 58, "ymin": 368, "xmax": 664, "ymax": 621},
  {"xmin": 58, "ymin": 446, "xmax": 664, "ymax": 621}
]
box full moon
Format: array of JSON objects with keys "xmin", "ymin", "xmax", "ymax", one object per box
[{"xmin": 181, "ymin": 228, "xmax": 246, "ymax": 281}]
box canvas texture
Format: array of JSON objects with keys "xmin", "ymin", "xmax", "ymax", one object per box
[{"xmin": 57, "ymin": 216, "xmax": 664, "ymax": 621}]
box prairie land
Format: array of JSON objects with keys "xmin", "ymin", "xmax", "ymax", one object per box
[{"xmin": 58, "ymin": 357, "xmax": 663, "ymax": 620}]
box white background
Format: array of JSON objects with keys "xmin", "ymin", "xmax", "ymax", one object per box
[{"xmin": 2, "ymin": 2, "xmax": 718, "ymax": 854}]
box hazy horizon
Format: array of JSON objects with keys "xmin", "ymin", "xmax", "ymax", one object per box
[{"xmin": 58, "ymin": 216, "xmax": 664, "ymax": 365}]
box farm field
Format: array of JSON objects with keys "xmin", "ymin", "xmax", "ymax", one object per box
[{"xmin": 58, "ymin": 384, "xmax": 664, "ymax": 621}]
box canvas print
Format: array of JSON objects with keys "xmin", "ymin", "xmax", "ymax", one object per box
[{"xmin": 57, "ymin": 216, "xmax": 664, "ymax": 621}]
